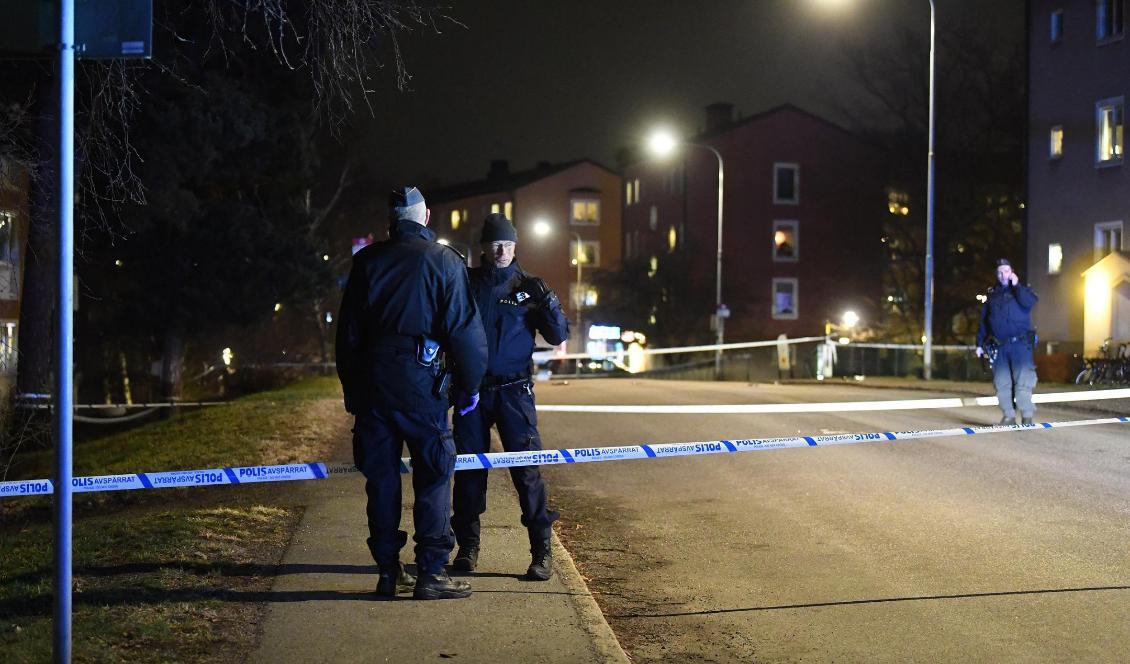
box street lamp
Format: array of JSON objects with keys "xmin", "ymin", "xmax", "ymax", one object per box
[
  {"xmin": 815, "ymin": 0, "xmax": 937, "ymax": 379},
  {"xmin": 532, "ymin": 220, "xmax": 584, "ymax": 353},
  {"xmin": 646, "ymin": 128, "xmax": 726, "ymax": 379}
]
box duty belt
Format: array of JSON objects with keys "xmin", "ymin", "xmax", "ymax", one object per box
[
  {"xmin": 481, "ymin": 372, "xmax": 531, "ymax": 391},
  {"xmin": 999, "ymin": 333, "xmax": 1031, "ymax": 345}
]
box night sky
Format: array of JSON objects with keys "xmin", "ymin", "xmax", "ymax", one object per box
[{"xmin": 353, "ymin": 0, "xmax": 1026, "ymax": 188}]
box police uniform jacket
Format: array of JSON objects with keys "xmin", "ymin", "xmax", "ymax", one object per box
[
  {"xmin": 469, "ymin": 261, "xmax": 570, "ymax": 378},
  {"xmin": 336, "ymin": 220, "xmax": 488, "ymax": 414},
  {"xmin": 976, "ymin": 282, "xmax": 1038, "ymax": 348}
]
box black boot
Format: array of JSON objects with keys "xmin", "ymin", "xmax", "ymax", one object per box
[
  {"xmin": 998, "ymin": 415, "xmax": 1016, "ymax": 426},
  {"xmin": 452, "ymin": 545, "xmax": 479, "ymax": 573},
  {"xmin": 375, "ymin": 562, "xmax": 415, "ymax": 599},
  {"xmin": 414, "ymin": 571, "xmax": 472, "ymax": 600},
  {"xmin": 526, "ymin": 531, "xmax": 553, "ymax": 581},
  {"xmin": 1021, "ymin": 416, "xmax": 1034, "ymax": 426}
]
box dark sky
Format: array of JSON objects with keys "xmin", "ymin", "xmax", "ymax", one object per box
[{"xmin": 353, "ymin": 0, "xmax": 1026, "ymax": 187}]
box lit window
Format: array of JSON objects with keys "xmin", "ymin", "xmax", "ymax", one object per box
[
  {"xmin": 569, "ymin": 240, "xmax": 601, "ymax": 267},
  {"xmin": 504, "ymin": 201, "xmax": 513, "ymax": 219},
  {"xmin": 1096, "ymin": 98, "xmax": 1124, "ymax": 164},
  {"xmin": 570, "ymin": 199, "xmax": 600, "ymax": 225},
  {"xmin": 1048, "ymin": 243, "xmax": 1063, "ymax": 274},
  {"xmin": 648, "ymin": 205, "xmax": 658, "ymax": 231},
  {"xmin": 772, "ymin": 278, "xmax": 799, "ymax": 320},
  {"xmin": 1051, "ymin": 9, "xmax": 1063, "ymax": 43},
  {"xmin": 490, "ymin": 202, "xmax": 501, "ymax": 214},
  {"xmin": 633, "ymin": 179, "xmax": 640, "ymax": 203},
  {"xmin": 667, "ymin": 226, "xmax": 677, "ymax": 252},
  {"xmin": 450, "ymin": 209, "xmax": 462, "ymax": 230},
  {"xmin": 569, "ymin": 283, "xmax": 599, "ymax": 309},
  {"xmin": 772, "ymin": 220, "xmax": 799, "ymax": 261},
  {"xmin": 887, "ymin": 189, "xmax": 910, "ymax": 216},
  {"xmin": 1095, "ymin": 221, "xmax": 1124, "ymax": 260},
  {"xmin": 1097, "ymin": 0, "xmax": 1124, "ymax": 41},
  {"xmin": 1050, "ymin": 125, "xmax": 1064, "ymax": 159},
  {"xmin": 773, "ymin": 163, "xmax": 799, "ymax": 204},
  {"xmin": 625, "ymin": 181, "xmax": 633, "ymax": 205},
  {"xmin": 0, "ymin": 211, "xmax": 15, "ymax": 263},
  {"xmin": 648, "ymin": 255, "xmax": 658, "ymax": 278}
]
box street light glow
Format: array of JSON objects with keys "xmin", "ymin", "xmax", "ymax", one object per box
[
  {"xmin": 647, "ymin": 129, "xmax": 678, "ymax": 158},
  {"xmin": 532, "ymin": 219, "xmax": 551, "ymax": 237},
  {"xmin": 842, "ymin": 310, "xmax": 860, "ymax": 328}
]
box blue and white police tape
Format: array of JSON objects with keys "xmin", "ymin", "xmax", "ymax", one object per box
[
  {"xmin": 533, "ymin": 387, "xmax": 1130, "ymax": 414},
  {"xmin": 2, "ymin": 415, "xmax": 1127, "ymax": 499}
]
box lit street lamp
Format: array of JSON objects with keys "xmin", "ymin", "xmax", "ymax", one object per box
[
  {"xmin": 532, "ymin": 220, "xmax": 584, "ymax": 353},
  {"xmin": 646, "ymin": 128, "xmax": 726, "ymax": 379}
]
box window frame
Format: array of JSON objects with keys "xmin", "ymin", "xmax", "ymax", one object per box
[
  {"xmin": 1095, "ymin": 97, "xmax": 1125, "ymax": 166},
  {"xmin": 773, "ymin": 162, "xmax": 800, "ymax": 205},
  {"xmin": 1050, "ymin": 125, "xmax": 1065, "ymax": 159},
  {"xmin": 1094, "ymin": 220, "xmax": 1125, "ymax": 261},
  {"xmin": 771, "ymin": 277, "xmax": 799, "ymax": 320},
  {"xmin": 772, "ymin": 219, "xmax": 800, "ymax": 262},
  {"xmin": 1097, "ymin": 0, "xmax": 1125, "ymax": 43},
  {"xmin": 569, "ymin": 239, "xmax": 601, "ymax": 267},
  {"xmin": 569, "ymin": 197, "xmax": 601, "ymax": 226}
]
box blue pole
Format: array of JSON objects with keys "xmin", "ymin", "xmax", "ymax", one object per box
[
  {"xmin": 54, "ymin": 0, "xmax": 76, "ymax": 660},
  {"xmin": 923, "ymin": 0, "xmax": 937, "ymax": 379}
]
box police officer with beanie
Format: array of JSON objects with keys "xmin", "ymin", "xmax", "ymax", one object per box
[
  {"xmin": 975, "ymin": 258, "xmax": 1039, "ymax": 425},
  {"xmin": 336, "ymin": 187, "xmax": 487, "ymax": 600},
  {"xmin": 451, "ymin": 213, "xmax": 570, "ymax": 581}
]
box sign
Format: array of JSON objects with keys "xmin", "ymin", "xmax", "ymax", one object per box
[
  {"xmin": 588, "ymin": 325, "xmax": 621, "ymax": 341},
  {"xmin": 0, "ymin": 0, "xmax": 152, "ymax": 59},
  {"xmin": 716, "ymin": 304, "xmax": 730, "ymax": 319}
]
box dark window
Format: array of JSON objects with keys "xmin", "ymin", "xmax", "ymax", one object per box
[
  {"xmin": 774, "ymin": 163, "xmax": 799, "ymax": 204},
  {"xmin": 1098, "ymin": 0, "xmax": 1124, "ymax": 41},
  {"xmin": 1051, "ymin": 9, "xmax": 1063, "ymax": 43}
]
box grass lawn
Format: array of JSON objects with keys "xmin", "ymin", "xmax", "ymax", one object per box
[{"xmin": 0, "ymin": 376, "xmax": 349, "ymax": 663}]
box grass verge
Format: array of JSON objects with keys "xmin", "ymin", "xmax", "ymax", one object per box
[{"xmin": 0, "ymin": 376, "xmax": 348, "ymax": 662}]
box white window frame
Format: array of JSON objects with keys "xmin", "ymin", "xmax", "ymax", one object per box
[
  {"xmin": 771, "ymin": 277, "xmax": 799, "ymax": 320},
  {"xmin": 773, "ymin": 162, "xmax": 800, "ymax": 205},
  {"xmin": 1096, "ymin": 97, "xmax": 1125, "ymax": 165},
  {"xmin": 1097, "ymin": 0, "xmax": 1125, "ymax": 42},
  {"xmin": 1049, "ymin": 125, "xmax": 1064, "ymax": 159},
  {"xmin": 1051, "ymin": 8, "xmax": 1064, "ymax": 43},
  {"xmin": 772, "ymin": 219, "xmax": 800, "ymax": 262},
  {"xmin": 1095, "ymin": 220, "xmax": 1125, "ymax": 261},
  {"xmin": 569, "ymin": 239, "xmax": 601, "ymax": 267},
  {"xmin": 570, "ymin": 198, "xmax": 601, "ymax": 226},
  {"xmin": 1048, "ymin": 242, "xmax": 1063, "ymax": 275}
]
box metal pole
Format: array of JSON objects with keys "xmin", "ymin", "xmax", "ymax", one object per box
[
  {"xmin": 573, "ymin": 231, "xmax": 582, "ymax": 357},
  {"xmin": 923, "ymin": 0, "xmax": 937, "ymax": 380},
  {"xmin": 54, "ymin": 0, "xmax": 76, "ymax": 659},
  {"xmin": 712, "ymin": 148, "xmax": 724, "ymax": 380}
]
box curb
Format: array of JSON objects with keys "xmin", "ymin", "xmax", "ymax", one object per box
[{"xmin": 551, "ymin": 532, "xmax": 632, "ymax": 663}]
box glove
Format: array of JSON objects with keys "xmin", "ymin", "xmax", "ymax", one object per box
[
  {"xmin": 519, "ymin": 276, "xmax": 553, "ymax": 307},
  {"xmin": 455, "ymin": 391, "xmax": 480, "ymax": 416},
  {"xmin": 975, "ymin": 347, "xmax": 984, "ymax": 358}
]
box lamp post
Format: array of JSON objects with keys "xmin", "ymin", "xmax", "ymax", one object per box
[
  {"xmin": 532, "ymin": 220, "xmax": 584, "ymax": 355},
  {"xmin": 647, "ymin": 130, "xmax": 725, "ymax": 379},
  {"xmin": 815, "ymin": 0, "xmax": 936, "ymax": 379}
]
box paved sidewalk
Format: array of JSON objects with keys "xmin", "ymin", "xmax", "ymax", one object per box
[{"xmin": 252, "ymin": 458, "xmax": 628, "ymax": 664}]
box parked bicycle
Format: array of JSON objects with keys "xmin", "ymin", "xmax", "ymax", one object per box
[{"xmin": 1074, "ymin": 338, "xmax": 1130, "ymax": 386}]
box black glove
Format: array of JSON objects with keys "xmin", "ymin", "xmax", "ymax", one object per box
[{"xmin": 518, "ymin": 276, "xmax": 554, "ymax": 308}]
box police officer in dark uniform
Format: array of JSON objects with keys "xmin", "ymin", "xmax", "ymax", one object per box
[
  {"xmin": 336, "ymin": 187, "xmax": 488, "ymax": 600},
  {"xmin": 975, "ymin": 258, "xmax": 1039, "ymax": 426},
  {"xmin": 451, "ymin": 213, "xmax": 570, "ymax": 581}
]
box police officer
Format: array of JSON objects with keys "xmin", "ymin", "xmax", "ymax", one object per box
[
  {"xmin": 451, "ymin": 213, "xmax": 570, "ymax": 581},
  {"xmin": 975, "ymin": 258, "xmax": 1039, "ymax": 425},
  {"xmin": 336, "ymin": 187, "xmax": 488, "ymax": 600}
]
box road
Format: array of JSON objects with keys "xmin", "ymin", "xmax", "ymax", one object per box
[{"xmin": 532, "ymin": 379, "xmax": 1130, "ymax": 663}]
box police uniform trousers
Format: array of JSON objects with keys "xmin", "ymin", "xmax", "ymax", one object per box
[
  {"xmin": 452, "ymin": 382, "xmax": 559, "ymax": 547},
  {"xmin": 993, "ymin": 340, "xmax": 1038, "ymax": 418},
  {"xmin": 352, "ymin": 406, "xmax": 456, "ymax": 575}
]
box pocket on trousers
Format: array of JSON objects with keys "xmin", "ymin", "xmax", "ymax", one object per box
[{"xmin": 419, "ymin": 428, "xmax": 457, "ymax": 477}]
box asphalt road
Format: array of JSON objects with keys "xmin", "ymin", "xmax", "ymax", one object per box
[{"xmin": 533, "ymin": 379, "xmax": 1130, "ymax": 663}]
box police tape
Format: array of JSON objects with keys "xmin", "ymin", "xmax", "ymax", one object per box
[
  {"xmin": 534, "ymin": 387, "xmax": 1130, "ymax": 414},
  {"xmin": 2, "ymin": 415, "xmax": 1128, "ymax": 499}
]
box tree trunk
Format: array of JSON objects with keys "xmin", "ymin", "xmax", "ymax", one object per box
[
  {"xmin": 15, "ymin": 75, "xmax": 58, "ymax": 399},
  {"xmin": 160, "ymin": 324, "xmax": 185, "ymax": 413}
]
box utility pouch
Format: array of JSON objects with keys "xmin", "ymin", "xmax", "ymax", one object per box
[
  {"xmin": 417, "ymin": 337, "xmax": 441, "ymax": 367},
  {"xmin": 1028, "ymin": 329, "xmax": 1038, "ymax": 346}
]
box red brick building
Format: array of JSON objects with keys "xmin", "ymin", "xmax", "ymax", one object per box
[
  {"xmin": 622, "ymin": 103, "xmax": 885, "ymax": 343},
  {"xmin": 0, "ymin": 157, "xmax": 28, "ymax": 380},
  {"xmin": 428, "ymin": 159, "xmax": 622, "ymax": 349}
]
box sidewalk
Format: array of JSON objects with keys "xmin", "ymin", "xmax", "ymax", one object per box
[{"xmin": 252, "ymin": 456, "xmax": 628, "ymax": 663}]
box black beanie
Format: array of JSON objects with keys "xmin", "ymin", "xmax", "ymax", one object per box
[{"xmin": 480, "ymin": 213, "xmax": 518, "ymax": 243}]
